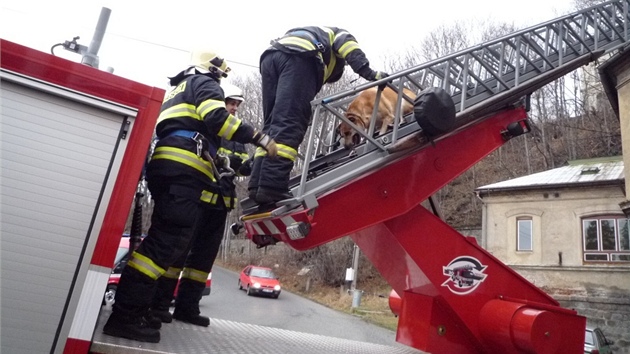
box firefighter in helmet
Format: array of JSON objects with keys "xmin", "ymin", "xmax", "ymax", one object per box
[
  {"xmin": 248, "ymin": 26, "xmax": 388, "ymax": 206},
  {"xmin": 146, "ymin": 83, "xmax": 253, "ymax": 329},
  {"xmin": 103, "ymin": 50, "xmax": 276, "ymax": 343}
]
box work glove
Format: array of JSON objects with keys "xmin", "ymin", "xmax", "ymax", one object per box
[
  {"xmin": 238, "ymin": 159, "xmax": 253, "ymax": 176},
  {"xmin": 370, "ymin": 71, "xmax": 389, "ymax": 81},
  {"xmin": 252, "ymin": 130, "xmax": 278, "ymax": 157},
  {"xmin": 358, "ymin": 66, "xmax": 389, "ymax": 82}
]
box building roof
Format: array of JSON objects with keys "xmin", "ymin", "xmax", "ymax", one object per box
[{"xmin": 476, "ymin": 156, "xmax": 624, "ymax": 192}]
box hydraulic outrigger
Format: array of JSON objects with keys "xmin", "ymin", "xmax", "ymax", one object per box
[{"xmin": 239, "ymin": 1, "xmax": 630, "ymax": 353}]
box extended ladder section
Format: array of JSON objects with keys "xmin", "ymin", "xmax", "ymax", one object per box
[{"xmin": 241, "ymin": 2, "xmax": 630, "ymax": 353}]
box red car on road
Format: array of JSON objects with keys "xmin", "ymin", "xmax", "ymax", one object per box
[
  {"xmin": 103, "ymin": 235, "xmax": 211, "ymax": 307},
  {"xmin": 238, "ymin": 265, "xmax": 281, "ymax": 299}
]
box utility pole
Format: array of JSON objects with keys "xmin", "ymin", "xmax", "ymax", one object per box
[{"xmin": 350, "ymin": 243, "xmax": 360, "ymax": 291}]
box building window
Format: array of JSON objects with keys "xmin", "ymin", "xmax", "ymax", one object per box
[
  {"xmin": 582, "ymin": 216, "xmax": 630, "ymax": 262},
  {"xmin": 517, "ymin": 218, "xmax": 533, "ymax": 251}
]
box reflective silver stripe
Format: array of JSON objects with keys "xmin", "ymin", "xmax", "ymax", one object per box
[
  {"xmin": 252, "ymin": 222, "xmax": 265, "ymax": 235},
  {"xmin": 127, "ymin": 251, "xmax": 164, "ymax": 280},
  {"xmin": 263, "ymin": 220, "xmax": 281, "ymax": 234},
  {"xmin": 153, "ymin": 146, "xmax": 216, "ymax": 182},
  {"xmin": 181, "ymin": 267, "xmax": 209, "ymax": 284},
  {"xmin": 280, "ymin": 215, "xmax": 297, "ymax": 226}
]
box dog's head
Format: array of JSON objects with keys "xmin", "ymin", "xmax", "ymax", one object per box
[{"xmin": 338, "ymin": 112, "xmax": 368, "ymax": 150}]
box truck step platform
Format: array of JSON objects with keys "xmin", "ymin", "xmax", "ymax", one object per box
[{"xmin": 90, "ymin": 309, "xmax": 423, "ymax": 354}]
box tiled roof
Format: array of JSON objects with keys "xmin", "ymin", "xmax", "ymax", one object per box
[{"xmin": 476, "ymin": 156, "xmax": 624, "ymax": 191}]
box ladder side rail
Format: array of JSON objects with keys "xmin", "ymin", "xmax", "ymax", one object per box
[
  {"xmin": 390, "ymin": 77, "xmax": 410, "ymax": 143},
  {"xmin": 296, "ymin": 103, "xmax": 323, "ymax": 198}
]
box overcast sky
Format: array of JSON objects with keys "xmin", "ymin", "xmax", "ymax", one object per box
[{"xmin": 2, "ymin": 0, "xmax": 577, "ymax": 89}]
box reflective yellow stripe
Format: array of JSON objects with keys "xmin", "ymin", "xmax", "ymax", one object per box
[
  {"xmin": 163, "ymin": 267, "xmax": 182, "ymax": 279},
  {"xmin": 198, "ymin": 99, "xmax": 225, "ymax": 118},
  {"xmin": 338, "ymin": 41, "xmax": 359, "ymax": 58},
  {"xmin": 181, "ymin": 267, "xmax": 209, "ymax": 284},
  {"xmin": 278, "ymin": 37, "xmax": 317, "ymax": 51},
  {"xmin": 223, "ymin": 196, "xmax": 232, "ymax": 208},
  {"xmin": 217, "ymin": 147, "xmax": 248, "ymax": 161},
  {"xmin": 152, "ymin": 146, "xmax": 216, "ymax": 182},
  {"xmin": 157, "ymin": 103, "xmax": 201, "ymax": 123},
  {"xmin": 324, "ymin": 54, "xmax": 337, "ymax": 83},
  {"xmin": 277, "ymin": 144, "xmax": 297, "ymax": 161},
  {"xmin": 254, "ymin": 144, "xmax": 297, "ymax": 161},
  {"xmin": 254, "ymin": 146, "xmax": 267, "ymax": 158},
  {"xmin": 217, "ymin": 114, "xmax": 242, "ymax": 140},
  {"xmin": 201, "ymin": 190, "xmax": 218, "ymax": 204},
  {"xmin": 128, "ymin": 251, "xmax": 165, "ymax": 280}
]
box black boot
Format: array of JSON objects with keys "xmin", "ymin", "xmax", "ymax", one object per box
[
  {"xmin": 145, "ymin": 313, "xmax": 163, "ymax": 329},
  {"xmin": 103, "ymin": 311, "xmax": 160, "ymax": 343},
  {"xmin": 173, "ymin": 308, "xmax": 210, "ymax": 327},
  {"xmin": 150, "ymin": 308, "xmax": 173, "ymax": 324},
  {"xmin": 151, "ymin": 275, "xmax": 177, "ymax": 324},
  {"xmin": 173, "ymin": 280, "xmax": 209, "ymax": 327},
  {"xmin": 254, "ymin": 187, "xmax": 293, "ymax": 204}
]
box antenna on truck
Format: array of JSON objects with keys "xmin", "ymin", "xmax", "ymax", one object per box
[{"xmin": 50, "ymin": 7, "xmax": 113, "ymax": 72}]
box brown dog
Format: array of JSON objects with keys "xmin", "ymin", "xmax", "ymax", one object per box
[{"xmin": 339, "ymin": 86, "xmax": 416, "ymax": 149}]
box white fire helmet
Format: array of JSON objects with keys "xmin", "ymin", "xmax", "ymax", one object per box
[
  {"xmin": 189, "ymin": 50, "xmax": 231, "ymax": 79},
  {"xmin": 222, "ymin": 83, "xmax": 245, "ymax": 102}
]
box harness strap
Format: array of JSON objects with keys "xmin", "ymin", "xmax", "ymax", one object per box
[{"xmin": 166, "ymin": 129, "xmax": 218, "ymax": 157}]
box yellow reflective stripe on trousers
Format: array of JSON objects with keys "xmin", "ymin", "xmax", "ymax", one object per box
[
  {"xmin": 128, "ymin": 251, "xmax": 165, "ymax": 280},
  {"xmin": 163, "ymin": 267, "xmax": 182, "ymax": 280},
  {"xmin": 181, "ymin": 267, "xmax": 209, "ymax": 284},
  {"xmin": 152, "ymin": 146, "xmax": 216, "ymax": 182},
  {"xmin": 157, "ymin": 103, "xmax": 200, "ymax": 123},
  {"xmin": 201, "ymin": 190, "xmax": 218, "ymax": 204}
]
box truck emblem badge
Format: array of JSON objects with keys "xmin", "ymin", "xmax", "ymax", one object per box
[{"xmin": 441, "ymin": 256, "xmax": 487, "ymax": 295}]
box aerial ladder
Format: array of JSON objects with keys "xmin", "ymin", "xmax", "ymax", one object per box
[{"xmin": 239, "ymin": 1, "xmax": 630, "ymax": 353}]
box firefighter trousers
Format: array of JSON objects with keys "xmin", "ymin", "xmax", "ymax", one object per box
[
  {"xmin": 248, "ymin": 51, "xmax": 319, "ymax": 194},
  {"xmin": 152, "ymin": 208, "xmax": 227, "ymax": 312},
  {"xmin": 113, "ymin": 180, "xmax": 226, "ymax": 318}
]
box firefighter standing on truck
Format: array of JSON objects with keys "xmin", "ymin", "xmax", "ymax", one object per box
[
  {"xmin": 148, "ymin": 83, "xmax": 253, "ymax": 327},
  {"xmin": 103, "ymin": 51, "xmax": 276, "ymax": 343},
  {"xmin": 248, "ymin": 26, "xmax": 388, "ymax": 207}
]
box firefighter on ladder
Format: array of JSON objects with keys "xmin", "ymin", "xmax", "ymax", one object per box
[
  {"xmin": 248, "ymin": 26, "xmax": 388, "ymax": 207},
  {"xmin": 147, "ymin": 83, "xmax": 253, "ymax": 328},
  {"xmin": 103, "ymin": 51, "xmax": 276, "ymax": 343}
]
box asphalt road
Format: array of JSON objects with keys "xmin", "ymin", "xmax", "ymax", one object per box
[{"xmin": 199, "ymin": 266, "xmax": 418, "ymax": 350}]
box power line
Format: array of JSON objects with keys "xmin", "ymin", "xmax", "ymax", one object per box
[{"xmin": 106, "ymin": 32, "xmax": 260, "ymax": 69}]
